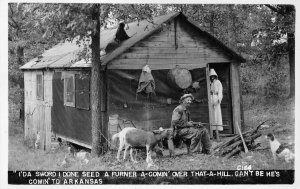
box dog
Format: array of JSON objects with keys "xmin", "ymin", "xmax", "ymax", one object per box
[
  {"xmin": 266, "ymin": 133, "xmax": 294, "ymax": 163},
  {"xmin": 112, "ymin": 127, "xmax": 171, "ymax": 164}
]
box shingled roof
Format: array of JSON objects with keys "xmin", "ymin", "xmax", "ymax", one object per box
[{"xmin": 20, "ymin": 12, "xmax": 245, "ymax": 70}]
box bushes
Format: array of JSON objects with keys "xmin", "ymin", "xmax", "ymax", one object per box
[
  {"xmin": 264, "ymin": 65, "xmax": 289, "ymax": 97},
  {"xmin": 240, "ymin": 59, "xmax": 289, "ymax": 98}
]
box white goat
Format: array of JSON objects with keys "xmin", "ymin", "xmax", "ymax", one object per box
[{"xmin": 112, "ymin": 127, "xmax": 170, "ymax": 164}]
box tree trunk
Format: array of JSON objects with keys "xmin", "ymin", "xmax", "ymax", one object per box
[
  {"xmin": 16, "ymin": 45, "xmax": 24, "ymax": 120},
  {"xmin": 288, "ymin": 33, "xmax": 295, "ymax": 98},
  {"xmin": 91, "ymin": 7, "xmax": 102, "ymax": 157},
  {"xmin": 227, "ymin": 5, "xmax": 237, "ymax": 50}
]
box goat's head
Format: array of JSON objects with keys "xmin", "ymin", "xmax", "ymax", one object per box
[{"xmin": 158, "ymin": 127, "xmax": 172, "ymax": 139}]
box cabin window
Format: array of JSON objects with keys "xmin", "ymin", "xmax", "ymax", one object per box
[
  {"xmin": 36, "ymin": 73, "xmax": 44, "ymax": 100},
  {"xmin": 75, "ymin": 73, "xmax": 90, "ymax": 110},
  {"xmin": 64, "ymin": 73, "xmax": 75, "ymax": 107},
  {"xmin": 63, "ymin": 72, "xmax": 90, "ymax": 110}
]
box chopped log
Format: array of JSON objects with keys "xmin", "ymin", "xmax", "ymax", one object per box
[
  {"xmin": 220, "ymin": 141, "xmax": 242, "ymax": 156},
  {"xmin": 213, "ymin": 120, "xmax": 268, "ymax": 151},
  {"xmin": 248, "ymin": 143, "xmax": 261, "ymax": 150},
  {"xmin": 213, "ymin": 132, "xmax": 251, "ymax": 151},
  {"xmin": 225, "ymin": 146, "xmax": 241, "ymax": 159},
  {"xmin": 250, "ymin": 132, "xmax": 262, "ymax": 140},
  {"xmin": 219, "ymin": 133, "xmax": 237, "ymax": 137},
  {"xmin": 220, "ymin": 137, "xmax": 252, "ymax": 156},
  {"xmin": 213, "ymin": 121, "xmax": 266, "ymax": 158}
]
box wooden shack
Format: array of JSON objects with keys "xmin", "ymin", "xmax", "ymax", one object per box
[{"xmin": 20, "ymin": 12, "xmax": 246, "ymax": 150}]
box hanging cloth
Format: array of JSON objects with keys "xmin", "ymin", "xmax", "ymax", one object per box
[{"xmin": 136, "ymin": 65, "xmax": 156, "ymax": 96}]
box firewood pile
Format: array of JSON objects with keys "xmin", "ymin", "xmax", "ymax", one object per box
[{"xmin": 213, "ymin": 120, "xmax": 269, "ymax": 158}]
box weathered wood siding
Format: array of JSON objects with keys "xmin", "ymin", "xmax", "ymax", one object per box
[
  {"xmin": 44, "ymin": 72, "xmax": 53, "ymax": 150},
  {"xmin": 108, "ymin": 17, "xmax": 232, "ymax": 70},
  {"xmin": 24, "ymin": 71, "xmax": 35, "ymax": 137},
  {"xmin": 24, "ymin": 71, "xmax": 53, "ymax": 150}
]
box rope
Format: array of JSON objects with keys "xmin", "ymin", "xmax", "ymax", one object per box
[
  {"xmin": 95, "ymin": 118, "xmax": 137, "ymax": 151},
  {"xmin": 25, "ymin": 106, "xmax": 37, "ymax": 118},
  {"xmin": 118, "ymin": 118, "xmax": 136, "ymax": 128},
  {"xmin": 96, "ymin": 129, "xmax": 118, "ymax": 149}
]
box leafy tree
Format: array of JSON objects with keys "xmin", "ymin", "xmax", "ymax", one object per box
[
  {"xmin": 33, "ymin": 3, "xmax": 106, "ymax": 156},
  {"xmin": 265, "ymin": 5, "xmax": 295, "ymax": 98},
  {"xmin": 8, "ymin": 3, "xmax": 57, "ymax": 120},
  {"xmin": 182, "ymin": 4, "xmax": 294, "ymax": 98},
  {"xmin": 32, "ymin": 3, "xmax": 154, "ymax": 156}
]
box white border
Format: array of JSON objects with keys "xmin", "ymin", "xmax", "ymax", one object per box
[{"xmin": 1, "ymin": 0, "xmax": 299, "ymax": 189}]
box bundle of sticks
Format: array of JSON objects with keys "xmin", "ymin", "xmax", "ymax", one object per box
[{"xmin": 212, "ymin": 120, "xmax": 269, "ymax": 158}]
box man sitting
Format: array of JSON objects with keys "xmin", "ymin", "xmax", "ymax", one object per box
[{"xmin": 170, "ymin": 94, "xmax": 212, "ymax": 154}]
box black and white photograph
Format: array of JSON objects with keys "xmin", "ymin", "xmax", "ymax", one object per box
[{"xmin": 3, "ymin": 0, "xmax": 298, "ymax": 185}]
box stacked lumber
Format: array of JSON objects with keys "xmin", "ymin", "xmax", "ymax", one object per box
[{"xmin": 213, "ymin": 120, "xmax": 269, "ymax": 158}]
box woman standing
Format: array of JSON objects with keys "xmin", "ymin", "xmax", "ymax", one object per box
[{"xmin": 209, "ymin": 69, "xmax": 223, "ymax": 140}]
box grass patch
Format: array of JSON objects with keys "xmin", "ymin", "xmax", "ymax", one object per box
[
  {"xmin": 243, "ymin": 94, "xmax": 294, "ymax": 133},
  {"xmin": 8, "ymin": 96, "xmax": 295, "ymax": 171},
  {"xmin": 8, "ymin": 134, "xmax": 294, "ymax": 171}
]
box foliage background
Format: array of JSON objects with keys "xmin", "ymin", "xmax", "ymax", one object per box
[{"xmin": 7, "ymin": 3, "xmax": 295, "ymax": 154}]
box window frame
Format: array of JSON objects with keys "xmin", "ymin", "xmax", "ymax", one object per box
[
  {"xmin": 64, "ymin": 73, "xmax": 76, "ymax": 107},
  {"xmin": 36, "ymin": 73, "xmax": 44, "ymax": 100},
  {"xmin": 75, "ymin": 73, "xmax": 90, "ymax": 110}
]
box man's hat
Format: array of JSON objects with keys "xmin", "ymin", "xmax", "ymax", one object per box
[
  {"xmin": 209, "ymin": 69, "xmax": 218, "ymax": 77},
  {"xmin": 180, "ymin": 93, "xmax": 194, "ymax": 103}
]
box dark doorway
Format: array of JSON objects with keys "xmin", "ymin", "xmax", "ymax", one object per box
[{"xmin": 209, "ymin": 63, "xmax": 233, "ymax": 134}]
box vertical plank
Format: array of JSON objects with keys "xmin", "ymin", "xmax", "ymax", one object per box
[
  {"xmin": 206, "ymin": 64, "xmax": 213, "ymax": 137},
  {"xmin": 32, "ymin": 72, "xmax": 38, "ymax": 135},
  {"xmin": 40, "ymin": 105, "xmax": 45, "ymax": 150},
  {"xmin": 230, "ymin": 62, "xmax": 242, "ymax": 133},
  {"xmin": 44, "ymin": 106, "xmax": 51, "ymax": 150},
  {"xmin": 44, "ymin": 71, "xmax": 54, "ymax": 150},
  {"xmin": 24, "ymin": 72, "xmax": 31, "ymax": 137},
  {"xmin": 28, "ymin": 71, "xmax": 34, "ymax": 137},
  {"xmin": 238, "ymin": 68, "xmax": 245, "ymax": 129}
]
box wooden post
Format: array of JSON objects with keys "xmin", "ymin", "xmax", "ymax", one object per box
[
  {"xmin": 238, "ymin": 66, "xmax": 245, "ymax": 130},
  {"xmin": 206, "ymin": 64, "xmax": 213, "ymax": 138},
  {"xmin": 230, "ymin": 62, "xmax": 242, "ymax": 134}
]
